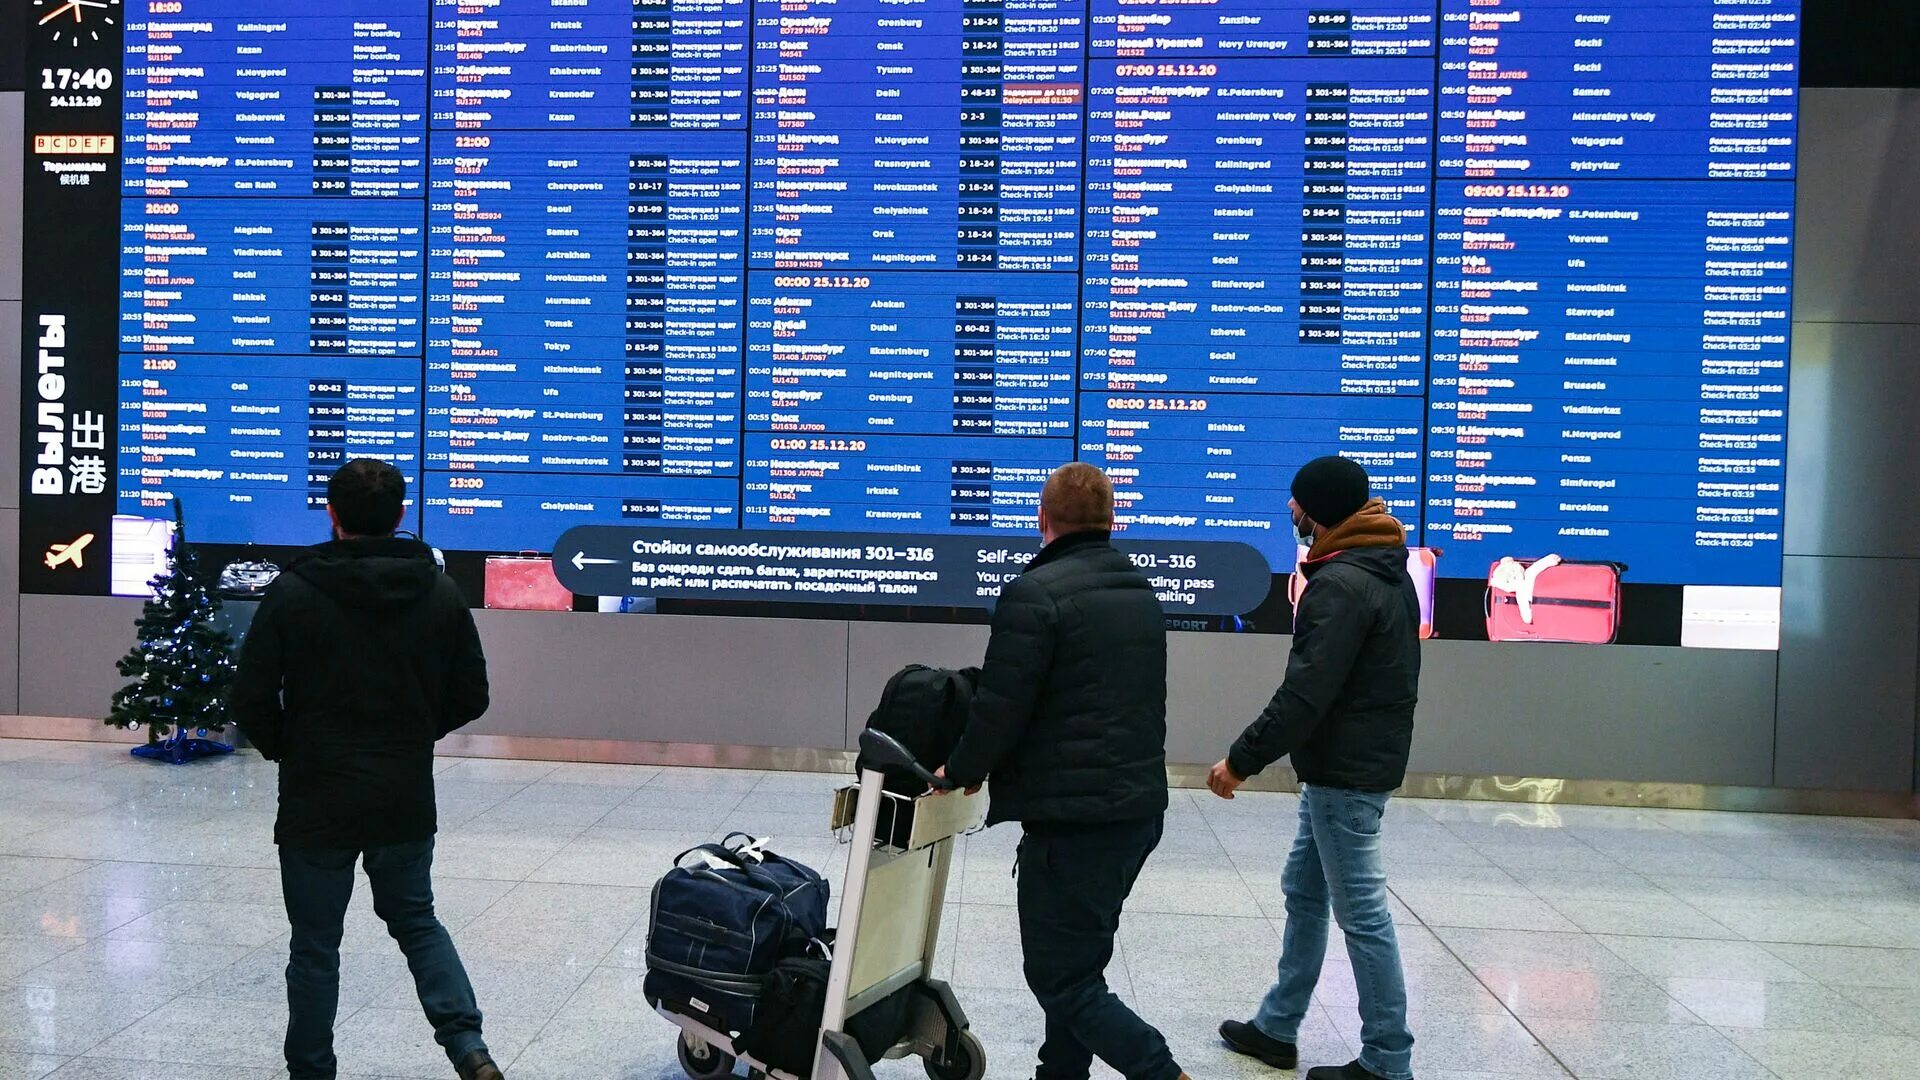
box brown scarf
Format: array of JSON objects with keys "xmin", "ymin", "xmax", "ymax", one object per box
[{"xmin": 1306, "ymin": 498, "xmax": 1407, "ymax": 563}]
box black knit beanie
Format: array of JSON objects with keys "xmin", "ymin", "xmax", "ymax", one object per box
[{"xmin": 1291, "ymin": 456, "xmax": 1370, "ymax": 527}]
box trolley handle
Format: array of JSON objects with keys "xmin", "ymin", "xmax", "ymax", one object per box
[{"xmin": 857, "ymin": 728, "xmax": 954, "ymax": 791}]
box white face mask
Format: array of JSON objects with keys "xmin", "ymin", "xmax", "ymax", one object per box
[{"xmin": 1295, "ymin": 513, "xmax": 1315, "ymax": 546}]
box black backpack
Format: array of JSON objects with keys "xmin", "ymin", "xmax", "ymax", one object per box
[
  {"xmin": 856, "ymin": 664, "xmax": 979, "ymax": 794},
  {"xmin": 735, "ymin": 935, "xmax": 914, "ymax": 1076}
]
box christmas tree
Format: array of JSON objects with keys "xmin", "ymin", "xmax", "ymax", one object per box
[{"xmin": 106, "ymin": 500, "xmax": 239, "ymax": 764}]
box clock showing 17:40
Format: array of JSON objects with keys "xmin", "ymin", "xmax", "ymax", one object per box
[{"xmin": 33, "ymin": 0, "xmax": 122, "ymax": 48}]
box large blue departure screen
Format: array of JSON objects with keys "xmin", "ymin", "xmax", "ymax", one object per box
[{"xmin": 113, "ymin": 0, "xmax": 1799, "ymax": 590}]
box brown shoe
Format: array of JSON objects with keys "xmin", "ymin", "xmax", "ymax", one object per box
[
  {"xmin": 456, "ymin": 1050, "xmax": 504, "ymax": 1080},
  {"xmin": 1219, "ymin": 1019, "xmax": 1300, "ymax": 1069}
]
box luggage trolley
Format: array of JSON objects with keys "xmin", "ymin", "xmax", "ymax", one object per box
[{"xmin": 656, "ymin": 730, "xmax": 988, "ymax": 1080}]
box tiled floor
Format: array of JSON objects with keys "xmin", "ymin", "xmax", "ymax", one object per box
[{"xmin": 2, "ymin": 739, "xmax": 1919, "ymax": 1079}]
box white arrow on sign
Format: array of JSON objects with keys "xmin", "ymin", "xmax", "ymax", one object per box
[{"xmin": 570, "ymin": 551, "xmax": 617, "ymax": 571}]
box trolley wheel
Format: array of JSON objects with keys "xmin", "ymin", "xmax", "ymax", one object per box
[
  {"xmin": 677, "ymin": 1032, "xmax": 736, "ymax": 1080},
  {"xmin": 925, "ymin": 1029, "xmax": 985, "ymax": 1080}
]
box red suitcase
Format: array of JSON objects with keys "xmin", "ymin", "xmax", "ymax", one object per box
[
  {"xmin": 483, "ymin": 554, "xmax": 573, "ymax": 612},
  {"xmin": 1485, "ymin": 555, "xmax": 1623, "ymax": 644},
  {"xmin": 1290, "ymin": 546, "xmax": 1440, "ymax": 640}
]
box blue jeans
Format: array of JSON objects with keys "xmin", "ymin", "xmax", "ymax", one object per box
[
  {"xmin": 280, "ymin": 839, "xmax": 487, "ymax": 1079},
  {"xmin": 1253, "ymin": 785, "xmax": 1413, "ymax": 1080},
  {"xmin": 1017, "ymin": 817, "xmax": 1181, "ymax": 1080}
]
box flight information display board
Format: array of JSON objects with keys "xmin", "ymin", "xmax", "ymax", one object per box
[{"xmin": 19, "ymin": 0, "xmax": 1801, "ymax": 647}]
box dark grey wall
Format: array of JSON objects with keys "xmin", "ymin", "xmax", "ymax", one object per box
[
  {"xmin": 1773, "ymin": 89, "xmax": 1920, "ymax": 793},
  {"xmin": 469, "ymin": 610, "xmax": 851, "ymax": 748},
  {"xmin": 851, "ymin": 624, "xmax": 1783, "ymax": 785},
  {"xmin": 1, "ymin": 85, "xmax": 1916, "ymax": 796},
  {"xmin": 2, "ymin": 89, "xmax": 19, "ymax": 716}
]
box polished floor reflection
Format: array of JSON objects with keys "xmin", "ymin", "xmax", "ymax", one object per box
[{"xmin": 2, "ymin": 738, "xmax": 1919, "ymax": 1079}]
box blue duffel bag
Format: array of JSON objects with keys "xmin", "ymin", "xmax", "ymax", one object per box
[{"xmin": 644, "ymin": 832, "xmax": 831, "ymax": 1035}]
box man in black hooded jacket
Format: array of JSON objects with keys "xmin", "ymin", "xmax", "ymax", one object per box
[
  {"xmin": 232, "ymin": 458, "xmax": 502, "ymax": 1080},
  {"xmin": 939, "ymin": 462, "xmax": 1187, "ymax": 1080},
  {"xmin": 1205, "ymin": 456, "xmax": 1419, "ymax": 1080}
]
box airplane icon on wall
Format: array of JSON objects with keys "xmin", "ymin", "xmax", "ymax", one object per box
[{"xmin": 44, "ymin": 533, "xmax": 95, "ymax": 570}]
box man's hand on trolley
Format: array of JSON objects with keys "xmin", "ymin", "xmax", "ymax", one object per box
[{"xmin": 930, "ymin": 765, "xmax": 981, "ymax": 797}]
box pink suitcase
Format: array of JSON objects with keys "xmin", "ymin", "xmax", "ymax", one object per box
[
  {"xmin": 1484, "ymin": 556, "xmax": 1623, "ymax": 644},
  {"xmin": 483, "ymin": 554, "xmax": 573, "ymax": 612},
  {"xmin": 1289, "ymin": 546, "xmax": 1439, "ymax": 640}
]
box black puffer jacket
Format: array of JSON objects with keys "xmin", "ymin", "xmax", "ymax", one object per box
[
  {"xmin": 944, "ymin": 532, "xmax": 1169, "ymax": 826},
  {"xmin": 231, "ymin": 538, "xmax": 489, "ymax": 849},
  {"xmin": 1228, "ymin": 516, "xmax": 1421, "ymax": 792}
]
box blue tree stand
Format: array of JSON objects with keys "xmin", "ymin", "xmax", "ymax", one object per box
[{"xmin": 130, "ymin": 727, "xmax": 235, "ymax": 764}]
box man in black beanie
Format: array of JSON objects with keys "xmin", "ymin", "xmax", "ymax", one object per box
[{"xmin": 1205, "ymin": 456, "xmax": 1420, "ymax": 1080}]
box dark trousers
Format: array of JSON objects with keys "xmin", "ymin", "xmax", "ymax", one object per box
[
  {"xmin": 279, "ymin": 838, "xmax": 486, "ymax": 1079},
  {"xmin": 1017, "ymin": 816, "xmax": 1181, "ymax": 1080}
]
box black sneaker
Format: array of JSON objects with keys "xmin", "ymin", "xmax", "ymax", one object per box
[
  {"xmin": 1305, "ymin": 1062, "xmax": 1392, "ymax": 1080},
  {"xmin": 456, "ymin": 1050, "xmax": 505, "ymax": 1080},
  {"xmin": 1218, "ymin": 1020, "xmax": 1299, "ymax": 1069}
]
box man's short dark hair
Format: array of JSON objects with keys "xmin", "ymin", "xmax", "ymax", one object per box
[
  {"xmin": 328, "ymin": 458, "xmax": 407, "ymax": 537},
  {"xmin": 1042, "ymin": 462, "xmax": 1115, "ymax": 533}
]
